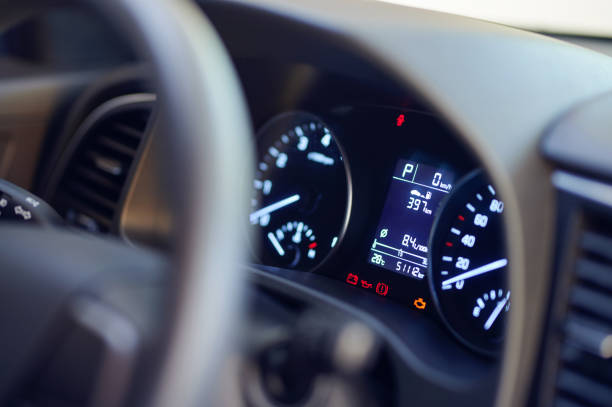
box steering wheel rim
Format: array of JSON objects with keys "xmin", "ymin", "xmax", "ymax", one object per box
[{"xmin": 0, "ymin": 0, "xmax": 254, "ymax": 406}]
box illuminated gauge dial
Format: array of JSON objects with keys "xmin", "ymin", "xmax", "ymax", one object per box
[
  {"xmin": 250, "ymin": 111, "xmax": 350, "ymax": 270},
  {"xmin": 428, "ymin": 170, "xmax": 509, "ymax": 355},
  {"xmin": 265, "ymin": 221, "xmax": 319, "ymax": 269},
  {"xmin": 471, "ymin": 289, "xmax": 511, "ymax": 329}
]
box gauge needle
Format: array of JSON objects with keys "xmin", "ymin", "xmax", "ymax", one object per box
[
  {"xmin": 484, "ymin": 294, "xmax": 509, "ymax": 331},
  {"xmin": 292, "ymin": 222, "xmax": 304, "ymax": 244},
  {"xmin": 250, "ymin": 194, "xmax": 300, "ymax": 224},
  {"xmin": 307, "ymin": 152, "xmax": 335, "ymax": 166},
  {"xmin": 268, "ymin": 232, "xmax": 285, "ymax": 256},
  {"xmin": 441, "ymin": 258, "xmax": 507, "ymax": 287}
]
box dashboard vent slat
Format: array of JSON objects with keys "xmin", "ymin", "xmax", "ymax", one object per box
[
  {"xmin": 552, "ymin": 215, "xmax": 612, "ymax": 406},
  {"xmin": 87, "ymin": 152, "xmax": 126, "ymax": 176},
  {"xmin": 535, "ymin": 173, "xmax": 612, "ymax": 407},
  {"xmin": 65, "ymin": 181, "xmax": 118, "ymax": 211},
  {"xmin": 73, "ymin": 165, "xmax": 124, "ymax": 194},
  {"xmin": 575, "ymin": 259, "xmax": 612, "ymax": 293},
  {"xmin": 564, "ymin": 316, "xmax": 612, "ymax": 358},
  {"xmin": 557, "ymin": 369, "xmax": 612, "ymax": 406},
  {"xmin": 569, "ymin": 286, "xmax": 612, "ymax": 325},
  {"xmin": 110, "ymin": 122, "xmax": 144, "ymax": 142},
  {"xmin": 581, "ymin": 231, "xmax": 612, "ymax": 262},
  {"xmin": 50, "ymin": 94, "xmax": 154, "ymax": 233},
  {"xmin": 95, "ymin": 134, "xmax": 139, "ymax": 158}
]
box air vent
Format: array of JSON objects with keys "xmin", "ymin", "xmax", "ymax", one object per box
[
  {"xmin": 554, "ymin": 229, "xmax": 612, "ymax": 407},
  {"xmin": 541, "ymin": 172, "xmax": 612, "ymax": 407},
  {"xmin": 51, "ymin": 94, "xmax": 155, "ymax": 233}
]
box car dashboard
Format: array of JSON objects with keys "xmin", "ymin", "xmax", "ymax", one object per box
[
  {"xmin": 42, "ymin": 40, "xmax": 505, "ymax": 406},
  {"xmin": 235, "ymin": 55, "xmax": 508, "ymax": 402},
  {"xmin": 3, "ymin": 0, "xmax": 612, "ymax": 406}
]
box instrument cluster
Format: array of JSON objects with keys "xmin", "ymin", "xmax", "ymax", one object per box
[{"xmin": 250, "ymin": 106, "xmax": 509, "ymax": 356}]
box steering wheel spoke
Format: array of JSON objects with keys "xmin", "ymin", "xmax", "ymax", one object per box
[
  {"xmin": 0, "ymin": 0, "xmax": 254, "ymax": 405},
  {"xmin": 0, "ymin": 226, "xmax": 166, "ymax": 406}
]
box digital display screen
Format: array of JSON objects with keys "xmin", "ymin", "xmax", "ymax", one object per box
[{"xmin": 368, "ymin": 159, "xmax": 455, "ymax": 279}]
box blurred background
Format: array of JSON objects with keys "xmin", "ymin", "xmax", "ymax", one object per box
[{"xmin": 380, "ymin": 0, "xmax": 612, "ymax": 37}]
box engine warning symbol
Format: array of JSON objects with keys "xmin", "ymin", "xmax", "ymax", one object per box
[{"xmin": 413, "ymin": 298, "xmax": 427, "ymax": 310}]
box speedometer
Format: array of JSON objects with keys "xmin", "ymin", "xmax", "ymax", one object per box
[
  {"xmin": 429, "ymin": 170, "xmax": 509, "ymax": 355},
  {"xmin": 250, "ymin": 112, "xmax": 350, "ymax": 270}
]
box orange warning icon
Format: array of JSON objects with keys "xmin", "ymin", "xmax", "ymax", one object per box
[{"xmin": 413, "ymin": 298, "xmax": 427, "ymax": 310}]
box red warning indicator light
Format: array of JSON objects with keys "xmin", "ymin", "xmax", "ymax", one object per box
[
  {"xmin": 396, "ymin": 114, "xmax": 405, "ymax": 127},
  {"xmin": 361, "ymin": 280, "xmax": 373, "ymax": 289},
  {"xmin": 346, "ymin": 273, "xmax": 359, "ymax": 285},
  {"xmin": 375, "ymin": 282, "xmax": 389, "ymax": 296}
]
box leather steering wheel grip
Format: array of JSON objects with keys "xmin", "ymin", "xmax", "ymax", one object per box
[{"xmin": 0, "ymin": 0, "xmax": 254, "ymax": 406}]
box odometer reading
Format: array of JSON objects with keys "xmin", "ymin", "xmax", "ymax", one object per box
[
  {"xmin": 368, "ymin": 159, "xmax": 455, "ymax": 280},
  {"xmin": 429, "ymin": 170, "xmax": 509, "ymax": 355}
]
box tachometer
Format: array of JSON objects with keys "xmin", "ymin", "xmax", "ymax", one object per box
[
  {"xmin": 250, "ymin": 112, "xmax": 350, "ymax": 270},
  {"xmin": 429, "ymin": 170, "xmax": 509, "ymax": 355}
]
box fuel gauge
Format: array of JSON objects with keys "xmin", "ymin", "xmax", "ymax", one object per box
[{"xmin": 265, "ymin": 221, "xmax": 320, "ymax": 269}]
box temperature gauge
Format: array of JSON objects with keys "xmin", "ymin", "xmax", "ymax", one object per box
[{"xmin": 471, "ymin": 289, "xmax": 511, "ymax": 331}]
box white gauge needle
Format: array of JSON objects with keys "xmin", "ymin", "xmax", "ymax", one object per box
[
  {"xmin": 307, "ymin": 152, "xmax": 334, "ymax": 166},
  {"xmin": 442, "ymin": 258, "xmax": 508, "ymax": 286},
  {"xmin": 292, "ymin": 223, "xmax": 303, "ymax": 244},
  {"xmin": 484, "ymin": 295, "xmax": 509, "ymax": 331},
  {"xmin": 250, "ymin": 194, "xmax": 300, "ymax": 224},
  {"xmin": 267, "ymin": 232, "xmax": 285, "ymax": 256}
]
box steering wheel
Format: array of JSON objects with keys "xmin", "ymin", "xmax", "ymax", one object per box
[{"xmin": 0, "ymin": 0, "xmax": 253, "ymax": 406}]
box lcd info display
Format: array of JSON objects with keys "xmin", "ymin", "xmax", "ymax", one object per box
[{"xmin": 368, "ymin": 159, "xmax": 455, "ymax": 280}]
